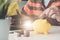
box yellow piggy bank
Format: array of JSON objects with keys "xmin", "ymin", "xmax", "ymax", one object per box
[{"xmin": 32, "ymin": 19, "xmax": 51, "ymax": 35}]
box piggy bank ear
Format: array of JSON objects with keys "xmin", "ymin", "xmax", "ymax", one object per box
[{"xmin": 43, "ymin": 19, "xmax": 47, "ymax": 22}]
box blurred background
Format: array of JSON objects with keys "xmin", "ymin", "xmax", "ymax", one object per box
[{"xmin": 0, "ymin": 0, "xmax": 60, "ymax": 40}]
